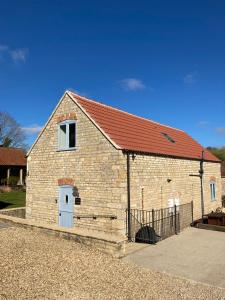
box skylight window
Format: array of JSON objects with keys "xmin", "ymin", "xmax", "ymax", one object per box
[{"xmin": 161, "ymin": 132, "xmax": 175, "ymax": 144}]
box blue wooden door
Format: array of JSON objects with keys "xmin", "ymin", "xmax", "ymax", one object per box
[{"xmin": 59, "ymin": 186, "xmax": 74, "ymax": 228}]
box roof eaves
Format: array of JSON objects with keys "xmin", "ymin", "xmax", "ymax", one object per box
[{"xmin": 122, "ymin": 148, "xmax": 221, "ymax": 163}]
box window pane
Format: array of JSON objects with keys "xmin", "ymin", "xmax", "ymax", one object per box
[
  {"xmin": 213, "ymin": 184, "xmax": 216, "ymax": 199},
  {"xmin": 69, "ymin": 123, "xmax": 76, "ymax": 148},
  {"xmin": 210, "ymin": 183, "xmax": 216, "ymax": 201},
  {"xmin": 59, "ymin": 124, "xmax": 67, "ymax": 149}
]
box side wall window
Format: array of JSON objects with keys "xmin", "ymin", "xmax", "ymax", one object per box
[
  {"xmin": 210, "ymin": 182, "xmax": 216, "ymax": 201},
  {"xmin": 58, "ymin": 120, "xmax": 76, "ymax": 150}
]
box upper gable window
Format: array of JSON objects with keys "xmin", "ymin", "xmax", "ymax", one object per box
[
  {"xmin": 58, "ymin": 120, "xmax": 76, "ymax": 150},
  {"xmin": 161, "ymin": 132, "xmax": 175, "ymax": 144}
]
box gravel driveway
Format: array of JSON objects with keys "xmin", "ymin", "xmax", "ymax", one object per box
[{"xmin": 0, "ymin": 227, "xmax": 225, "ymax": 300}]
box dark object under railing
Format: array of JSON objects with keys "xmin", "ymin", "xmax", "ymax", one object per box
[{"xmin": 135, "ymin": 226, "xmax": 161, "ymax": 244}]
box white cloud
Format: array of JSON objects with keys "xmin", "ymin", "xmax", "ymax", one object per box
[
  {"xmin": 22, "ymin": 124, "xmax": 42, "ymax": 135},
  {"xmin": 10, "ymin": 48, "xmax": 28, "ymax": 62},
  {"xmin": 184, "ymin": 71, "xmax": 198, "ymax": 85},
  {"xmin": 197, "ymin": 121, "xmax": 209, "ymax": 128},
  {"xmin": 216, "ymin": 127, "xmax": 225, "ymax": 136},
  {"xmin": 0, "ymin": 43, "xmax": 28, "ymax": 63},
  {"xmin": 120, "ymin": 78, "xmax": 146, "ymax": 91}
]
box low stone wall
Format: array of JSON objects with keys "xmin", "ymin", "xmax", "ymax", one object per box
[
  {"xmin": 0, "ymin": 213, "xmax": 126, "ymax": 258},
  {"xmin": 197, "ymin": 223, "xmax": 225, "ymax": 232},
  {"xmin": 0, "ymin": 207, "xmax": 26, "ymax": 219}
]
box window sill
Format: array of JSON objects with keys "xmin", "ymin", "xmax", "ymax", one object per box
[
  {"xmin": 57, "ymin": 148, "xmax": 77, "ymax": 152},
  {"xmin": 211, "ymin": 199, "xmax": 217, "ymax": 202}
]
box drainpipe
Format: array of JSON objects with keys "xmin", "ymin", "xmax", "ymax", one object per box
[
  {"xmin": 126, "ymin": 152, "xmax": 131, "ymax": 241},
  {"xmin": 199, "ymin": 151, "xmax": 205, "ymax": 220},
  {"xmin": 189, "ymin": 150, "xmax": 205, "ymax": 222}
]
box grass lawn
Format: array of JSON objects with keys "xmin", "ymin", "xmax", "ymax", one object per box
[{"xmin": 0, "ymin": 191, "xmax": 26, "ymax": 209}]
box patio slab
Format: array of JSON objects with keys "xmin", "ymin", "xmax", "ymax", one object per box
[{"xmin": 123, "ymin": 227, "xmax": 225, "ymax": 288}]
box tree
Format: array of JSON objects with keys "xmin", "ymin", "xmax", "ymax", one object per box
[
  {"xmin": 207, "ymin": 146, "xmax": 225, "ymax": 162},
  {"xmin": 0, "ymin": 111, "xmax": 27, "ymax": 149}
]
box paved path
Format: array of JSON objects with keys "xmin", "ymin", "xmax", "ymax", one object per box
[{"xmin": 123, "ymin": 227, "xmax": 225, "ymax": 288}]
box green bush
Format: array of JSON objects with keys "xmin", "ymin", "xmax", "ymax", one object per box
[
  {"xmin": 7, "ymin": 176, "xmax": 20, "ymax": 186},
  {"xmin": 0, "ymin": 176, "xmax": 24, "ymax": 188},
  {"xmin": 207, "ymin": 147, "xmax": 225, "ymax": 161},
  {"xmin": 0, "ymin": 178, "xmax": 7, "ymax": 185}
]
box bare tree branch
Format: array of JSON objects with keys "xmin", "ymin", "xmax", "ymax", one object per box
[{"xmin": 0, "ymin": 111, "xmax": 27, "ymax": 150}]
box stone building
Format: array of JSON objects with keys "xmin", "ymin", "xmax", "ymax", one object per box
[
  {"xmin": 0, "ymin": 147, "xmax": 26, "ymax": 186},
  {"xmin": 26, "ymin": 91, "xmax": 221, "ymax": 237}
]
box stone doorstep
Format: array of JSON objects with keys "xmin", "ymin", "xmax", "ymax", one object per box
[{"xmin": 0, "ymin": 213, "xmax": 127, "ymax": 258}]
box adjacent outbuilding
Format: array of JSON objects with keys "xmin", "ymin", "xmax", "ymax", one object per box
[{"xmin": 0, "ymin": 147, "xmax": 26, "ymax": 186}]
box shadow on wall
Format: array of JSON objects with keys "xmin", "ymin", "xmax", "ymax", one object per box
[
  {"xmin": 0, "ymin": 207, "xmax": 26, "ymax": 219},
  {"xmin": 0, "ymin": 201, "xmax": 11, "ymax": 209}
]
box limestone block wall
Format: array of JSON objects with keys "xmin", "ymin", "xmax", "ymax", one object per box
[
  {"xmin": 129, "ymin": 154, "xmax": 221, "ymax": 220},
  {"xmin": 26, "ymin": 94, "xmax": 127, "ymax": 234}
]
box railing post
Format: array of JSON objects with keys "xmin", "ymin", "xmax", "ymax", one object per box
[
  {"xmin": 174, "ymin": 205, "xmax": 177, "ymax": 235},
  {"xmin": 126, "ymin": 209, "xmax": 128, "ymax": 236},
  {"xmin": 191, "ymin": 200, "xmax": 194, "ymax": 223},
  {"xmin": 160, "ymin": 208, "xmax": 163, "ymax": 238},
  {"xmin": 152, "ymin": 209, "xmax": 155, "ymax": 231}
]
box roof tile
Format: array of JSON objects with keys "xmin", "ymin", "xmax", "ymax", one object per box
[
  {"xmin": 0, "ymin": 147, "xmax": 26, "ymax": 166},
  {"xmin": 69, "ymin": 92, "xmax": 220, "ymax": 163}
]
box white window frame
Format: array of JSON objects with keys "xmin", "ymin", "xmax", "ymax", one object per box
[
  {"xmin": 58, "ymin": 120, "xmax": 76, "ymax": 151},
  {"xmin": 210, "ymin": 181, "xmax": 216, "ymax": 201}
]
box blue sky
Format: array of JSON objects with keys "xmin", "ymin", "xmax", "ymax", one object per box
[{"xmin": 0, "ymin": 0, "xmax": 224, "ymax": 147}]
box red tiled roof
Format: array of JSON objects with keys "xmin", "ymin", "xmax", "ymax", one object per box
[
  {"xmin": 69, "ymin": 92, "xmax": 219, "ymax": 163},
  {"xmin": 0, "ymin": 147, "xmax": 26, "ymax": 166}
]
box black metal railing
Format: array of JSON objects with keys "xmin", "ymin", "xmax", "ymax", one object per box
[{"xmin": 126, "ymin": 201, "xmax": 193, "ymax": 243}]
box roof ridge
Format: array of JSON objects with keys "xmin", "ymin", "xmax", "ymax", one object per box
[{"xmin": 68, "ymin": 91, "xmax": 184, "ymax": 133}]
